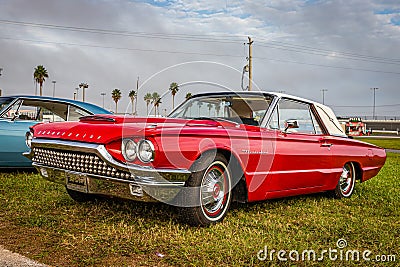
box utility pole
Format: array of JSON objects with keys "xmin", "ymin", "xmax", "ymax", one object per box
[
  {"xmin": 52, "ymin": 80, "xmax": 56, "ymax": 97},
  {"xmin": 101, "ymin": 92, "xmax": 106, "ymax": 108},
  {"xmin": 247, "ymin": 37, "xmax": 253, "ymax": 91},
  {"xmin": 135, "ymin": 76, "xmax": 139, "ymax": 115},
  {"xmin": 371, "ymin": 87, "xmax": 379, "ymax": 120},
  {"xmin": 0, "ymin": 68, "xmax": 3, "ymax": 96},
  {"xmin": 321, "ymin": 89, "xmax": 328, "ymax": 105}
]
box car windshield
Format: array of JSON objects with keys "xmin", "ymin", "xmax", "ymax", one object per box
[
  {"xmin": 0, "ymin": 97, "xmax": 15, "ymax": 115},
  {"xmin": 169, "ymin": 93, "xmax": 273, "ymax": 126}
]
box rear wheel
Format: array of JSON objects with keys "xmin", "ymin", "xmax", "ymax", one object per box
[
  {"xmin": 180, "ymin": 153, "xmax": 232, "ymax": 226},
  {"xmin": 333, "ymin": 162, "xmax": 356, "ymax": 198}
]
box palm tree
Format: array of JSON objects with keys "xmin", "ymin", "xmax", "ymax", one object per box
[
  {"xmin": 128, "ymin": 90, "xmax": 137, "ymax": 115},
  {"xmin": 215, "ymin": 104, "xmax": 221, "ymax": 117},
  {"xmin": 151, "ymin": 92, "xmax": 161, "ymax": 116},
  {"xmin": 144, "ymin": 92, "xmax": 152, "ymax": 116},
  {"xmin": 79, "ymin": 83, "xmax": 89, "ymax": 102},
  {"xmin": 169, "ymin": 82, "xmax": 179, "ymax": 109},
  {"xmin": 185, "ymin": 92, "xmax": 192, "ymax": 100},
  {"xmin": 33, "ymin": 65, "xmax": 48, "ymax": 96},
  {"xmin": 111, "ymin": 88, "xmax": 122, "ymax": 113},
  {"xmin": 207, "ymin": 103, "xmax": 213, "ymax": 116},
  {"xmin": 197, "ymin": 102, "xmax": 203, "ymax": 116},
  {"xmin": 154, "ymin": 98, "xmax": 162, "ymax": 116}
]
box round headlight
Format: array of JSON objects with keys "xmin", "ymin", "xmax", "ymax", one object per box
[
  {"xmin": 137, "ymin": 140, "xmax": 155, "ymax": 163},
  {"xmin": 25, "ymin": 131, "xmax": 33, "ymax": 148},
  {"xmin": 122, "ymin": 139, "xmax": 137, "ymax": 162}
]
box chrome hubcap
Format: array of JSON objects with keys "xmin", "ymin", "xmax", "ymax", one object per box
[
  {"xmin": 201, "ymin": 165, "xmax": 226, "ymax": 216},
  {"xmin": 340, "ymin": 164, "xmax": 353, "ymax": 195}
]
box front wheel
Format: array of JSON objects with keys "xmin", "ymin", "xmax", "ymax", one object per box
[
  {"xmin": 332, "ymin": 162, "xmax": 356, "ymax": 198},
  {"xmin": 180, "ymin": 153, "xmax": 232, "ymax": 226}
]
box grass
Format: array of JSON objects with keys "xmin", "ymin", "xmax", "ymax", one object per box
[
  {"xmin": 355, "ymin": 137, "xmax": 400, "ymax": 150},
  {"xmin": 0, "ymin": 153, "xmax": 399, "ymax": 266}
]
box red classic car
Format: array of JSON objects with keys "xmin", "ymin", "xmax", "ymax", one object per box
[{"xmin": 25, "ymin": 91, "xmax": 386, "ymax": 226}]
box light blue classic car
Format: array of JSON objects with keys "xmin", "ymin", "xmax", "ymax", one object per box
[{"xmin": 0, "ymin": 95, "xmax": 111, "ymax": 168}]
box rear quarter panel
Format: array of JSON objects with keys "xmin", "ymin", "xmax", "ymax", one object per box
[{"xmin": 327, "ymin": 136, "xmax": 386, "ymax": 186}]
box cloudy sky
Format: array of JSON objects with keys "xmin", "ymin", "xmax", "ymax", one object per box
[{"xmin": 0, "ymin": 0, "xmax": 399, "ymax": 117}]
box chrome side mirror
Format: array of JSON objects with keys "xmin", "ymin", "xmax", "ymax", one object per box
[{"xmin": 284, "ymin": 119, "xmax": 299, "ymax": 133}]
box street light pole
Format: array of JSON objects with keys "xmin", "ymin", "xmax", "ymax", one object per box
[
  {"xmin": 371, "ymin": 87, "xmax": 379, "ymax": 120},
  {"xmin": 52, "ymin": 80, "xmax": 56, "ymax": 97},
  {"xmin": 101, "ymin": 92, "xmax": 106, "ymax": 108},
  {"xmin": 321, "ymin": 89, "xmax": 328, "ymax": 105},
  {"xmin": 79, "ymin": 83, "xmax": 88, "ymax": 102},
  {"xmin": 74, "ymin": 87, "xmax": 79, "ymax": 100},
  {"xmin": 135, "ymin": 76, "xmax": 139, "ymax": 115}
]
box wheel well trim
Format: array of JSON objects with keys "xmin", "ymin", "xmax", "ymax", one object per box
[{"xmin": 192, "ymin": 147, "xmax": 248, "ymax": 203}]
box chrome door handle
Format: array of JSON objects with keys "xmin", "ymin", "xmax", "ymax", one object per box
[{"xmin": 321, "ymin": 143, "xmax": 332, "ymax": 147}]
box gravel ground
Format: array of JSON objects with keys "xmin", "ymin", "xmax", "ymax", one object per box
[{"xmin": 0, "ymin": 246, "xmax": 48, "ymax": 267}]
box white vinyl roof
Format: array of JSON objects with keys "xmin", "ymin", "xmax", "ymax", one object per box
[{"xmin": 313, "ymin": 103, "xmax": 347, "ymax": 137}]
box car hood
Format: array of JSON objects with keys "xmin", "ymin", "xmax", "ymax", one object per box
[{"xmin": 31, "ymin": 114, "xmax": 253, "ymax": 144}]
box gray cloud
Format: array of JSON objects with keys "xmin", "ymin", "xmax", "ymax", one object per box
[{"xmin": 0, "ymin": 0, "xmax": 399, "ymax": 117}]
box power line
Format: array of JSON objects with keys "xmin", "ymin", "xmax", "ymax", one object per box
[
  {"xmin": 256, "ymin": 36, "xmax": 400, "ymax": 62},
  {"xmin": 255, "ymin": 42, "xmax": 400, "ymax": 65},
  {"xmin": 0, "ymin": 36, "xmax": 244, "ymax": 58},
  {"xmin": 1, "ymin": 19, "xmax": 399, "ymax": 65},
  {"xmin": 1, "ymin": 35, "xmax": 400, "ymax": 75},
  {"xmin": 253, "ymin": 56, "xmax": 400, "ymax": 75},
  {"xmin": 0, "ymin": 19, "xmax": 244, "ymax": 44},
  {"xmin": 2, "ymin": 35, "xmax": 400, "ymax": 75},
  {"xmin": 331, "ymin": 104, "xmax": 400, "ymax": 108}
]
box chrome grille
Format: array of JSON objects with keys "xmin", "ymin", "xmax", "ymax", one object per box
[{"xmin": 32, "ymin": 147, "xmax": 134, "ymax": 180}]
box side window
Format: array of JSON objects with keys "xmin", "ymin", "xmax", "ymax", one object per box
[
  {"xmin": 278, "ymin": 99, "xmax": 319, "ymax": 134},
  {"xmin": 1, "ymin": 99, "xmax": 70, "ymax": 122},
  {"xmin": 41, "ymin": 107, "xmax": 65, "ymax": 122},
  {"xmin": 1, "ymin": 100, "xmax": 23, "ymax": 119},
  {"xmin": 20, "ymin": 100, "xmax": 68, "ymax": 122},
  {"xmin": 2, "ymin": 100, "xmax": 39, "ymax": 121},
  {"xmin": 68, "ymin": 106, "xmax": 91, "ymax": 121},
  {"xmin": 311, "ymin": 110, "xmax": 323, "ymax": 134}
]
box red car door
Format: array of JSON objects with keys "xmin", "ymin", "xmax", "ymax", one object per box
[{"xmin": 263, "ymin": 98, "xmax": 333, "ymax": 198}]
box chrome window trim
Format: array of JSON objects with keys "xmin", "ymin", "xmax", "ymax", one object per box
[{"xmin": 261, "ymin": 95, "xmax": 280, "ymax": 129}]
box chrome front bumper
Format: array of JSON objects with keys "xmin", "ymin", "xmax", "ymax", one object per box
[{"xmin": 25, "ymin": 138, "xmax": 191, "ymax": 202}]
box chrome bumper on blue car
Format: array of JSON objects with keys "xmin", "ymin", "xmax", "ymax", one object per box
[{"xmin": 25, "ymin": 138, "xmax": 191, "ymax": 202}]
